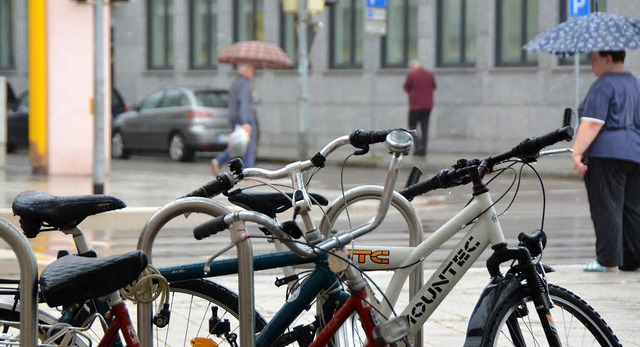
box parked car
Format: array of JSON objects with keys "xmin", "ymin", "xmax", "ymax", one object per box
[
  {"xmin": 6, "ymin": 89, "xmax": 28, "ymax": 152},
  {"xmin": 5, "ymin": 87, "xmax": 128, "ymax": 152},
  {"xmin": 111, "ymin": 87, "xmax": 231, "ymax": 162}
]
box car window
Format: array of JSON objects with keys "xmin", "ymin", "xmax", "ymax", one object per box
[
  {"xmin": 17, "ymin": 93, "xmax": 29, "ymax": 111},
  {"xmin": 112, "ymin": 89, "xmax": 124, "ymax": 108},
  {"xmin": 159, "ymin": 89, "xmax": 189, "ymax": 108},
  {"xmin": 139, "ymin": 90, "xmax": 164, "ymax": 110},
  {"xmin": 195, "ymin": 91, "xmax": 229, "ymax": 108}
]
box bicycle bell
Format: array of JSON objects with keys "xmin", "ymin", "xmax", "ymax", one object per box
[{"xmin": 385, "ymin": 129, "xmax": 413, "ymax": 155}]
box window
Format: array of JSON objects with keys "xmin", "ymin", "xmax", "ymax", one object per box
[
  {"xmin": 436, "ymin": 0, "xmax": 476, "ymax": 67},
  {"xmin": 382, "ymin": 0, "xmax": 418, "ymax": 68},
  {"xmin": 279, "ymin": 8, "xmax": 298, "ymax": 66},
  {"xmin": 329, "ymin": 0, "xmax": 363, "ymax": 68},
  {"xmin": 190, "ymin": 0, "xmax": 218, "ymax": 69},
  {"xmin": 147, "ymin": 0, "xmax": 174, "ymax": 69},
  {"xmin": 234, "ymin": 0, "xmax": 264, "ymax": 42},
  {"xmin": 159, "ymin": 89, "xmax": 188, "ymax": 108},
  {"xmin": 140, "ymin": 90, "xmax": 165, "ymax": 110},
  {"xmin": 558, "ymin": 0, "xmax": 606, "ymax": 65},
  {"xmin": 496, "ymin": 0, "xmax": 538, "ymax": 66},
  {"xmin": 0, "ymin": 0, "xmax": 14, "ymax": 70}
]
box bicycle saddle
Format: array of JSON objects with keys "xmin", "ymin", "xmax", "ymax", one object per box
[
  {"xmin": 227, "ymin": 191, "xmax": 329, "ymax": 218},
  {"xmin": 12, "ymin": 191, "xmax": 126, "ymax": 237},
  {"xmin": 39, "ymin": 250, "xmax": 148, "ymax": 308}
]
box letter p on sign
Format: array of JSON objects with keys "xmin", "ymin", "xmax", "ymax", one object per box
[{"xmin": 569, "ymin": 0, "xmax": 590, "ymax": 17}]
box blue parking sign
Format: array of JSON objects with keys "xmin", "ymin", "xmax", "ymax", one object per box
[
  {"xmin": 366, "ymin": 0, "xmax": 386, "ymax": 8},
  {"xmin": 569, "ymin": 0, "xmax": 590, "ymax": 17}
]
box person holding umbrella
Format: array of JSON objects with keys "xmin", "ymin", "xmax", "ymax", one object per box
[
  {"xmin": 211, "ymin": 41, "xmax": 293, "ymax": 175},
  {"xmin": 524, "ymin": 11, "xmax": 640, "ymax": 272},
  {"xmin": 211, "ymin": 62, "xmax": 258, "ymax": 176},
  {"xmin": 572, "ymin": 50, "xmax": 640, "ymax": 272}
]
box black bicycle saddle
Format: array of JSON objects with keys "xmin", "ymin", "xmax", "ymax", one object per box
[
  {"xmin": 39, "ymin": 250, "xmax": 148, "ymax": 308},
  {"xmin": 12, "ymin": 191, "xmax": 126, "ymax": 237}
]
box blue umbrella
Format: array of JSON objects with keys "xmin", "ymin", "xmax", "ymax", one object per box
[{"xmin": 524, "ymin": 11, "xmax": 640, "ymax": 57}]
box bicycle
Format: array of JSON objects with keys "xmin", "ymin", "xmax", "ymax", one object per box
[
  {"xmin": 147, "ymin": 122, "xmax": 619, "ymax": 346},
  {"xmin": 135, "ymin": 128, "xmax": 419, "ymax": 346},
  {"xmin": 1, "ymin": 192, "xmax": 181, "ymax": 346},
  {"xmin": 0, "ymin": 212, "xmax": 148, "ymax": 347},
  {"xmin": 309, "ymin": 123, "xmax": 621, "ymax": 346}
]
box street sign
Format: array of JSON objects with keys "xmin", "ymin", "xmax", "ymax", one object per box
[
  {"xmin": 365, "ymin": 0, "xmax": 387, "ymax": 35},
  {"xmin": 366, "ymin": 0, "xmax": 386, "ymax": 8},
  {"xmin": 367, "ymin": 7, "xmax": 386, "ymax": 21},
  {"xmin": 569, "ymin": 0, "xmax": 590, "ymax": 17},
  {"xmin": 365, "ymin": 20, "xmax": 387, "ymax": 35}
]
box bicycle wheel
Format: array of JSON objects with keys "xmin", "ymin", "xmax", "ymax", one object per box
[
  {"xmin": 154, "ymin": 279, "xmax": 267, "ymax": 347},
  {"xmin": 484, "ymin": 283, "xmax": 620, "ymax": 346},
  {"xmin": 0, "ymin": 298, "xmax": 69, "ymax": 346}
]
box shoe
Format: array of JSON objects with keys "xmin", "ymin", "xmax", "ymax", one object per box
[
  {"xmin": 210, "ymin": 159, "xmax": 221, "ymax": 176},
  {"xmin": 620, "ymin": 265, "xmax": 640, "ymax": 272},
  {"xmin": 583, "ymin": 260, "xmax": 619, "ymax": 272}
]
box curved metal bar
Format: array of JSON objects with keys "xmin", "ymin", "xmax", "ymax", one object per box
[
  {"xmin": 135, "ymin": 198, "xmax": 259, "ymax": 347},
  {"xmin": 0, "ymin": 218, "xmax": 38, "ymax": 346},
  {"xmin": 318, "ymin": 185, "xmax": 424, "ymax": 346}
]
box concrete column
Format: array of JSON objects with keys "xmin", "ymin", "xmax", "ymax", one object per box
[{"xmin": 28, "ymin": 0, "xmax": 111, "ymax": 175}]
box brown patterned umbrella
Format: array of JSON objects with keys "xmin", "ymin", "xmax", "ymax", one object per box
[{"xmin": 218, "ymin": 41, "xmax": 293, "ymax": 69}]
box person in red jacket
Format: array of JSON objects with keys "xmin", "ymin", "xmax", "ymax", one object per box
[{"xmin": 403, "ymin": 59, "xmax": 436, "ymax": 157}]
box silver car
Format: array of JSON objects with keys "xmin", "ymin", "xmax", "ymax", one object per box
[{"xmin": 112, "ymin": 87, "xmax": 231, "ymax": 161}]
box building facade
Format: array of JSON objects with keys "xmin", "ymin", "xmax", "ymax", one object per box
[{"xmin": 3, "ymin": 0, "xmax": 640, "ymax": 156}]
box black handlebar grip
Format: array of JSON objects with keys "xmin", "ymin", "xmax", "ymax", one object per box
[
  {"xmin": 182, "ymin": 174, "xmax": 234, "ymax": 198},
  {"xmin": 562, "ymin": 108, "xmax": 574, "ymax": 128},
  {"xmin": 193, "ymin": 216, "xmax": 228, "ymax": 240},
  {"xmin": 349, "ymin": 129, "xmax": 392, "ymax": 149},
  {"xmin": 400, "ymin": 169, "xmax": 447, "ymax": 200},
  {"xmin": 514, "ymin": 126, "xmax": 574, "ymax": 158}
]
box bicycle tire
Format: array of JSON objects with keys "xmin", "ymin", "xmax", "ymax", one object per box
[
  {"xmin": 154, "ymin": 279, "xmax": 267, "ymax": 347},
  {"xmin": 0, "ymin": 298, "xmax": 76, "ymax": 345},
  {"xmin": 483, "ymin": 283, "xmax": 620, "ymax": 346}
]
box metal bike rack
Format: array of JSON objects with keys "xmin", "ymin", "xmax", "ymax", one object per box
[
  {"xmin": 0, "ymin": 218, "xmax": 39, "ymax": 347},
  {"xmin": 136, "ymin": 197, "xmax": 256, "ymax": 347},
  {"xmin": 319, "ymin": 186, "xmax": 424, "ymax": 347}
]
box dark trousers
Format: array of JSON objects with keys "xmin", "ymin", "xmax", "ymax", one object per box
[
  {"xmin": 408, "ymin": 109, "xmax": 431, "ymax": 156},
  {"xmin": 584, "ymin": 157, "xmax": 640, "ymax": 269}
]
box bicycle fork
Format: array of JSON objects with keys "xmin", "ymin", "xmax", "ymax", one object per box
[{"xmin": 487, "ymin": 244, "xmax": 562, "ymax": 347}]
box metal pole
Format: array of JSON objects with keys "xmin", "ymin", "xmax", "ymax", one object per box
[
  {"xmin": 93, "ymin": 0, "xmax": 105, "ymax": 194},
  {"xmin": 574, "ymin": 54, "xmax": 580, "ymax": 129},
  {"xmin": 297, "ymin": 0, "xmax": 309, "ymax": 160},
  {"xmin": 0, "ymin": 76, "xmax": 6, "ymax": 167}
]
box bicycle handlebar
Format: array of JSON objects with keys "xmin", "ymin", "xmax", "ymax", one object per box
[
  {"xmin": 400, "ymin": 125, "xmax": 574, "ymax": 200},
  {"xmin": 182, "ymin": 128, "xmax": 405, "ymax": 199},
  {"xmin": 193, "ymin": 129, "xmax": 414, "ymax": 258}
]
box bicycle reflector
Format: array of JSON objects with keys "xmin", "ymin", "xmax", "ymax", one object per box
[{"xmin": 372, "ymin": 315, "xmax": 410, "ymax": 345}]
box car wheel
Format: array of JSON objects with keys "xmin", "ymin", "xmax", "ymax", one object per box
[
  {"xmin": 169, "ymin": 133, "xmax": 194, "ymax": 162},
  {"xmin": 111, "ymin": 132, "xmax": 130, "ymax": 159}
]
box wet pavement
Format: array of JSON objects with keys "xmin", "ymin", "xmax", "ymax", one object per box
[{"xmin": 0, "ymin": 148, "xmax": 638, "ymax": 345}]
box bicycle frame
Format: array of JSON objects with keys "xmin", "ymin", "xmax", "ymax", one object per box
[{"xmin": 98, "ymin": 294, "xmax": 141, "ymax": 347}]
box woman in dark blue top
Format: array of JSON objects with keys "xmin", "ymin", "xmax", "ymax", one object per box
[{"xmin": 573, "ymin": 50, "xmax": 640, "ymax": 272}]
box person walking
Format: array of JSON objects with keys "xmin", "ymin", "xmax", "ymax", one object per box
[
  {"xmin": 403, "ymin": 58, "xmax": 436, "ymax": 157},
  {"xmin": 572, "ymin": 50, "xmax": 640, "ymax": 272},
  {"xmin": 211, "ymin": 62, "xmax": 258, "ymax": 176}
]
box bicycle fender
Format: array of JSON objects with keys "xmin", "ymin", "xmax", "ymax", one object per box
[{"xmin": 463, "ymin": 273, "xmax": 521, "ymax": 347}]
